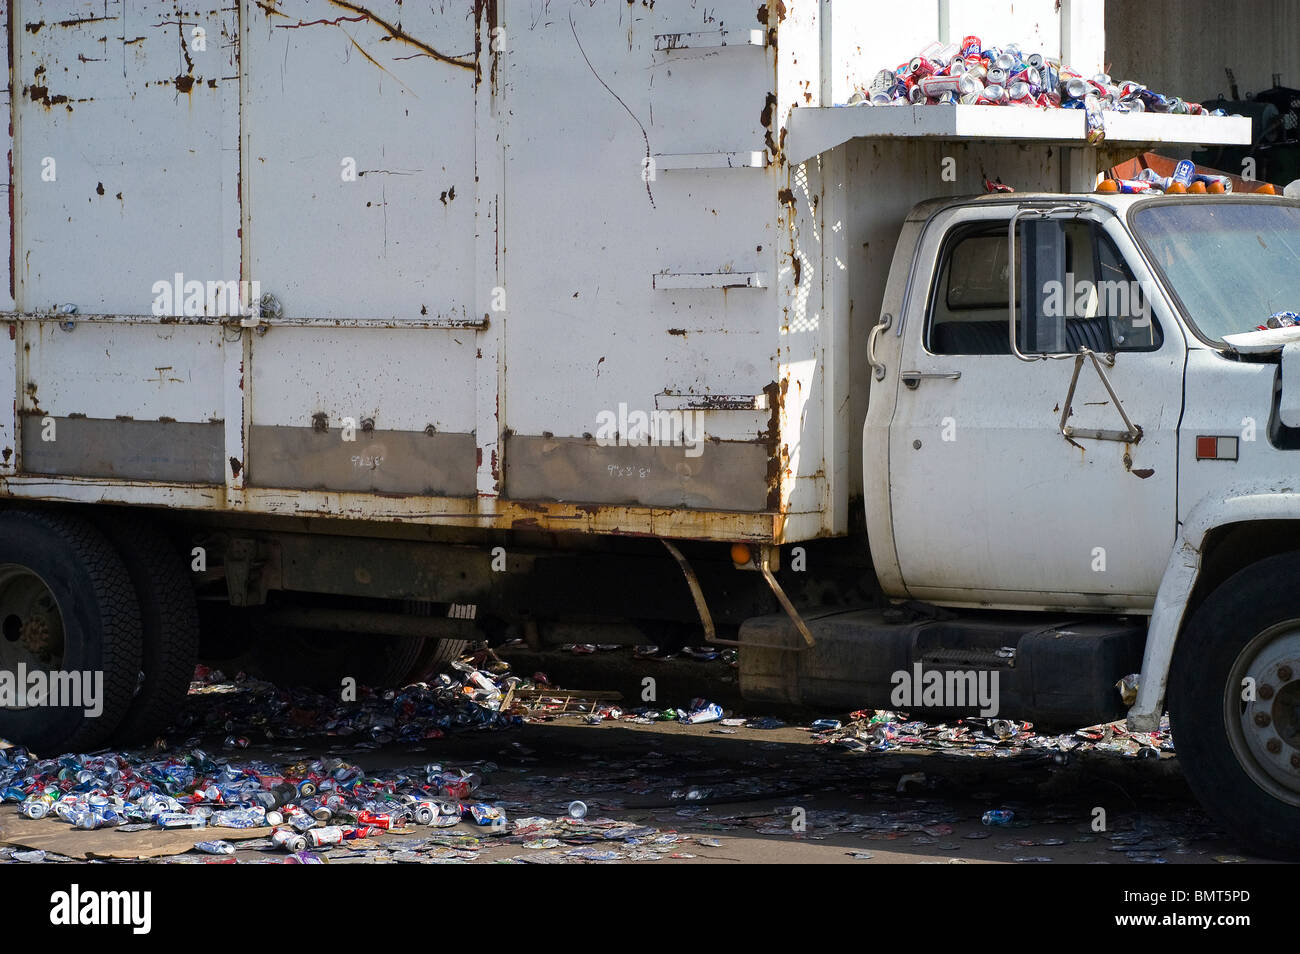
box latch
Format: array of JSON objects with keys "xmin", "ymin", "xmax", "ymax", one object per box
[{"xmin": 226, "ymin": 292, "xmax": 280, "ymax": 334}]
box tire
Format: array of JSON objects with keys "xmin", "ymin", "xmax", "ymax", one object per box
[
  {"xmin": 0, "ymin": 509, "xmax": 142, "ymax": 753},
  {"xmin": 1169, "ymin": 551, "xmax": 1300, "ymax": 859},
  {"xmin": 403, "ymin": 637, "xmax": 470, "ymax": 684},
  {"xmin": 94, "ymin": 515, "xmax": 200, "ymax": 743},
  {"xmin": 252, "ymin": 626, "xmax": 430, "ymax": 692}
]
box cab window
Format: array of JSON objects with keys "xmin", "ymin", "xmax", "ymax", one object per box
[{"xmin": 928, "ymin": 221, "xmax": 1162, "ymax": 355}]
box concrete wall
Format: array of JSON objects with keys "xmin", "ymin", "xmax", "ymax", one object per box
[{"xmin": 1105, "ymin": 0, "xmax": 1300, "ymax": 103}]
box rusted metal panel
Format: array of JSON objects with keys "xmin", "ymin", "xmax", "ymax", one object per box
[
  {"xmin": 247, "ymin": 425, "xmax": 476, "ymax": 496},
  {"xmin": 242, "ymin": 0, "xmax": 476, "ymax": 323},
  {"xmin": 0, "ymin": 319, "xmax": 14, "ymax": 476},
  {"xmin": 1, "ymin": 6, "xmax": 14, "ymax": 315},
  {"xmin": 504, "ymin": 434, "xmax": 770, "ymax": 512},
  {"xmin": 493, "ymin": 0, "xmax": 793, "ymax": 533},
  {"xmin": 21, "ymin": 320, "xmax": 225, "ymax": 421},
  {"xmin": 0, "ymin": 0, "xmax": 11, "ymax": 481},
  {"xmin": 20, "ymin": 415, "xmax": 223, "ymax": 483},
  {"xmin": 0, "ymin": 474, "xmax": 785, "ymax": 542},
  {"xmin": 15, "ymin": 0, "xmax": 232, "ymax": 313}
]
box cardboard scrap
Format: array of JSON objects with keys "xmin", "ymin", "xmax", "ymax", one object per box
[{"xmin": 0, "ymin": 812, "xmax": 273, "ymax": 860}]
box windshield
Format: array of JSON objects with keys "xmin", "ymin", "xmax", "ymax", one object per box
[{"xmin": 1132, "ymin": 199, "xmax": 1300, "ymax": 343}]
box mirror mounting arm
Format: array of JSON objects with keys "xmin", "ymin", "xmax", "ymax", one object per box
[{"xmin": 1059, "ymin": 348, "xmax": 1143, "ymax": 444}]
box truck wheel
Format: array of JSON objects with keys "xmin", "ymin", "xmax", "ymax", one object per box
[
  {"xmin": 1169, "ymin": 551, "xmax": 1300, "ymax": 859},
  {"xmin": 94, "ymin": 516, "xmax": 200, "ymax": 743},
  {"xmin": 0, "ymin": 510, "xmax": 142, "ymax": 753},
  {"xmin": 402, "ymin": 636, "xmax": 470, "ymax": 684}
]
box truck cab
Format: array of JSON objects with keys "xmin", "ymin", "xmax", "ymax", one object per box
[{"xmin": 748, "ymin": 190, "xmax": 1300, "ymax": 857}]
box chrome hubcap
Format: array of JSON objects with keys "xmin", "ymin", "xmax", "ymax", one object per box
[{"xmin": 1227, "ymin": 621, "xmax": 1300, "ymax": 805}]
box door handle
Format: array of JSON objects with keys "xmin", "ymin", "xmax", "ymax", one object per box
[
  {"xmin": 868, "ymin": 313, "xmax": 893, "ymax": 381},
  {"xmin": 900, "ymin": 370, "xmax": 961, "ymax": 389}
]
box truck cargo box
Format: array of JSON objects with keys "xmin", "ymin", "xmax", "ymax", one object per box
[{"xmin": 0, "ymin": 1, "xmax": 1247, "ymax": 544}]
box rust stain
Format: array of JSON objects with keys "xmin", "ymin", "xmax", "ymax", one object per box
[
  {"xmin": 667, "ymin": 328, "xmax": 687, "ymax": 336},
  {"xmin": 762, "ymin": 92, "xmax": 778, "ymax": 157},
  {"xmin": 1132, "ymin": 468, "xmax": 1155, "ymax": 479},
  {"xmin": 253, "ymin": 1, "xmax": 290, "ymax": 19},
  {"xmin": 761, "ymin": 379, "xmax": 787, "ymax": 511},
  {"xmin": 275, "ymin": 15, "xmax": 368, "ymax": 29},
  {"xmin": 26, "ymin": 86, "xmax": 70, "ymax": 109},
  {"xmin": 56, "ymin": 16, "xmax": 114, "ymax": 28},
  {"xmin": 6, "ymin": 0, "xmax": 10, "ymax": 306},
  {"xmin": 475, "ymin": 0, "xmax": 500, "ymax": 90},
  {"xmin": 229, "ymin": 457, "xmax": 243, "ymax": 478},
  {"xmin": 325, "ymin": 0, "xmax": 475, "ymax": 71}
]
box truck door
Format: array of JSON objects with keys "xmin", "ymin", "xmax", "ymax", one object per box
[{"xmin": 885, "ymin": 203, "xmax": 1184, "ymax": 609}]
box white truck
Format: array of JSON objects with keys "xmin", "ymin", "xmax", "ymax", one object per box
[{"xmin": 1, "ymin": 1, "xmax": 1296, "ymax": 856}]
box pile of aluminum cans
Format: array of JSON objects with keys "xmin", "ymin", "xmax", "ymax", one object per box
[{"xmin": 849, "ymin": 35, "xmax": 1218, "ymax": 118}]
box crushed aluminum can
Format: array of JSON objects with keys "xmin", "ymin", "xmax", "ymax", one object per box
[
  {"xmin": 465, "ymin": 803, "xmax": 506, "ymax": 827},
  {"xmin": 1116, "ymin": 673, "xmax": 1140, "ymax": 706},
  {"xmin": 304, "ymin": 826, "xmax": 346, "ymax": 848},
  {"xmin": 156, "ymin": 811, "xmax": 206, "ymax": 829},
  {"xmin": 194, "ymin": 840, "xmax": 236, "ymax": 855}
]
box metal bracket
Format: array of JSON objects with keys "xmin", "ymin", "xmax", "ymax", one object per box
[
  {"xmin": 1059, "ymin": 348, "xmax": 1143, "ymax": 444},
  {"xmin": 661, "ymin": 539, "xmax": 814, "ymax": 651},
  {"xmin": 224, "ymin": 537, "xmax": 267, "ymax": 607}
]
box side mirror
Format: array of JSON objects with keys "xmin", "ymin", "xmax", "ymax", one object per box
[{"xmin": 1017, "ymin": 218, "xmax": 1068, "ymax": 355}]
